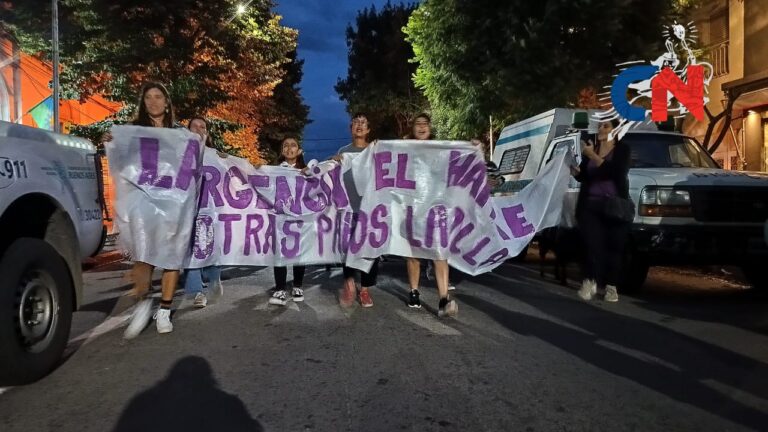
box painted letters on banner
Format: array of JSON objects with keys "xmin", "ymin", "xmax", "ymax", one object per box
[{"xmin": 106, "ymin": 128, "xmax": 571, "ymax": 275}]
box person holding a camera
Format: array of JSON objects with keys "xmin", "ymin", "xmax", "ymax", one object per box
[{"xmin": 571, "ymin": 119, "xmax": 633, "ymax": 303}]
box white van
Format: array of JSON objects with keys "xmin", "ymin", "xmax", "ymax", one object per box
[{"xmin": 493, "ymin": 108, "xmax": 768, "ymax": 292}]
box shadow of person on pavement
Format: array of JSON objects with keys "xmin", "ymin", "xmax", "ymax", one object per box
[
  {"xmin": 458, "ymin": 272, "xmax": 768, "ymax": 431},
  {"xmin": 112, "ymin": 356, "xmax": 263, "ymax": 432}
]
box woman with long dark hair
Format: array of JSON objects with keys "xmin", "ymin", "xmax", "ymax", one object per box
[
  {"xmin": 269, "ymin": 136, "xmax": 308, "ymax": 306},
  {"xmin": 572, "ymin": 119, "xmax": 632, "ymax": 303},
  {"xmin": 123, "ymin": 82, "xmax": 183, "ymax": 337}
]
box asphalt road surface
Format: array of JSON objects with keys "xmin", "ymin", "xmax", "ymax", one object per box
[{"xmin": 1, "ymin": 255, "xmax": 767, "ymax": 432}]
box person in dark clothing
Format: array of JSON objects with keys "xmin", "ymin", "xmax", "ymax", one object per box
[{"xmin": 572, "ymin": 119, "xmax": 632, "ymax": 303}]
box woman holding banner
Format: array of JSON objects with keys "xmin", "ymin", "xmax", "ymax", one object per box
[
  {"xmin": 571, "ymin": 119, "xmax": 632, "ymax": 303},
  {"xmin": 183, "ymin": 116, "xmax": 225, "ymax": 309},
  {"xmin": 403, "ymin": 113, "xmax": 458, "ymax": 317},
  {"xmin": 269, "ymin": 136, "xmax": 309, "ymax": 306},
  {"xmin": 333, "ymin": 113, "xmax": 378, "ymax": 308},
  {"xmin": 122, "ymin": 82, "xmax": 185, "ymax": 338}
]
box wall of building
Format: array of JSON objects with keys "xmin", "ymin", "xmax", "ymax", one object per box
[{"xmin": 743, "ymin": 0, "xmax": 768, "ymax": 77}]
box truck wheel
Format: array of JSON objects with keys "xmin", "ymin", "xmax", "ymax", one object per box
[
  {"xmin": 742, "ymin": 264, "xmax": 767, "ymax": 290},
  {"xmin": 619, "ymin": 247, "xmax": 649, "ymax": 294},
  {"xmin": 0, "ymin": 238, "xmax": 74, "ymax": 386}
]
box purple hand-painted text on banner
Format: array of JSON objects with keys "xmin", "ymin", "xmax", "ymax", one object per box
[{"xmin": 138, "ymin": 137, "xmax": 173, "ymax": 188}]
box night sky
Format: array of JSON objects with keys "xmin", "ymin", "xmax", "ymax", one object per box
[{"xmin": 274, "ymin": 0, "xmax": 393, "ymax": 161}]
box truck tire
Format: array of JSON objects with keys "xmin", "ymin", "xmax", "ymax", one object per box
[
  {"xmin": 0, "ymin": 238, "xmax": 74, "ymax": 386},
  {"xmin": 742, "ymin": 264, "xmax": 767, "ymax": 291},
  {"xmin": 619, "ymin": 246, "xmax": 649, "ymax": 294}
]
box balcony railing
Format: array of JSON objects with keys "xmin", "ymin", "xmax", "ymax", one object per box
[{"xmin": 705, "ymin": 40, "xmax": 730, "ymax": 78}]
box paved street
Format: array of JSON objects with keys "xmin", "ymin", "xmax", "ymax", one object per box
[{"xmin": 1, "ymin": 255, "xmax": 767, "ymax": 432}]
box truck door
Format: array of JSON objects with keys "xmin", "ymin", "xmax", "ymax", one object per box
[{"xmin": 541, "ymin": 134, "xmax": 580, "ymax": 227}]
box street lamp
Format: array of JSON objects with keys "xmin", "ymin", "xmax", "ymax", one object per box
[{"xmin": 224, "ymin": 1, "xmax": 253, "ymax": 26}]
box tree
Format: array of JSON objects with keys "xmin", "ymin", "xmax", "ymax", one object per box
[
  {"xmin": 1, "ymin": 0, "xmax": 302, "ymax": 165},
  {"xmin": 336, "ymin": 2, "xmax": 428, "ymax": 140},
  {"xmin": 404, "ymin": 0, "xmax": 693, "ymax": 139},
  {"xmin": 258, "ymin": 49, "xmax": 312, "ymax": 161}
]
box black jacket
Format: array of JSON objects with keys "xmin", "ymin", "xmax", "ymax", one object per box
[{"xmin": 574, "ymin": 141, "xmax": 631, "ymax": 215}]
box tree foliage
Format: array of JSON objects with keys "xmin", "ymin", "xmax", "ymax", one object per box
[
  {"xmin": 336, "ymin": 2, "xmax": 428, "ymax": 139},
  {"xmin": 259, "ymin": 49, "xmax": 312, "ymax": 161},
  {"xmin": 1, "ymin": 0, "xmax": 307, "ymax": 165},
  {"xmin": 404, "ymin": 0, "xmax": 693, "ymax": 139}
]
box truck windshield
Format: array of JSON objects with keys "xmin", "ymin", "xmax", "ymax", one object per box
[{"xmin": 624, "ymin": 134, "xmax": 719, "ymax": 169}]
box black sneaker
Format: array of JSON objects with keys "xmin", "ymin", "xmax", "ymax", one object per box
[
  {"xmin": 408, "ymin": 289, "xmax": 422, "ymax": 308},
  {"xmin": 437, "ymin": 297, "xmax": 458, "ymax": 318}
]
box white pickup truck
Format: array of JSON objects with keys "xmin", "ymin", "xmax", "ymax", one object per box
[
  {"xmin": 493, "ymin": 108, "xmax": 768, "ymax": 292},
  {"xmin": 0, "ymin": 121, "xmax": 105, "ymax": 385}
]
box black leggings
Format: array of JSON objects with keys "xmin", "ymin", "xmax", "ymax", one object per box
[
  {"xmin": 343, "ymin": 258, "xmax": 379, "ymax": 287},
  {"xmin": 578, "ymin": 199, "xmax": 630, "ymax": 288},
  {"xmin": 273, "ymin": 266, "xmax": 305, "ymax": 291}
]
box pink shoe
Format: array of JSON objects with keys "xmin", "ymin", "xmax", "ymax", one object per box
[
  {"xmin": 359, "ymin": 288, "xmax": 373, "ymax": 308},
  {"xmin": 339, "ymin": 278, "xmax": 356, "ymax": 307}
]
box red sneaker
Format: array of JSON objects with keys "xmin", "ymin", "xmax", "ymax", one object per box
[
  {"xmin": 339, "ymin": 278, "xmax": 356, "ymax": 307},
  {"xmin": 359, "ymin": 288, "xmax": 374, "ymax": 308}
]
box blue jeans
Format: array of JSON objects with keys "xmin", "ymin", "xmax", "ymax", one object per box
[{"xmin": 184, "ymin": 266, "xmax": 222, "ymax": 296}]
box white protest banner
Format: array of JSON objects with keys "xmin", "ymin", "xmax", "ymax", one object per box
[
  {"xmin": 105, "ymin": 126, "xmax": 204, "ymax": 270},
  {"xmin": 107, "ymin": 133, "xmax": 570, "ymax": 274},
  {"xmin": 345, "ymin": 140, "xmax": 571, "ymax": 275},
  {"xmin": 186, "ymin": 149, "xmax": 353, "ymax": 268}
]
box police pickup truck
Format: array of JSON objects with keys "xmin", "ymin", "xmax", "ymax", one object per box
[
  {"xmin": 0, "ymin": 121, "xmax": 105, "ymax": 385},
  {"xmin": 493, "ymin": 108, "xmax": 768, "ymax": 292}
]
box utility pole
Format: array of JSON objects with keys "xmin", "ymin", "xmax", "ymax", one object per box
[
  {"xmin": 52, "ymin": 0, "xmax": 60, "ymax": 132},
  {"xmin": 489, "ymin": 115, "xmax": 494, "ymax": 161}
]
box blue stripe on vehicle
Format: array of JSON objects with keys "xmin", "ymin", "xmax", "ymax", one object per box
[{"xmin": 496, "ymin": 124, "xmax": 551, "ymax": 147}]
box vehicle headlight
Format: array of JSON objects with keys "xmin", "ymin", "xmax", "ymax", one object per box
[{"xmin": 639, "ymin": 187, "xmax": 692, "ymax": 217}]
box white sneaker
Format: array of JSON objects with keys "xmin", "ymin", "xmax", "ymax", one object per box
[
  {"xmin": 269, "ymin": 290, "xmax": 288, "ymax": 306},
  {"xmin": 604, "ymin": 285, "xmax": 619, "ymax": 303},
  {"xmin": 578, "ymin": 279, "xmax": 597, "ymax": 301},
  {"xmin": 155, "ymin": 308, "xmax": 173, "ymax": 334},
  {"xmin": 292, "ymin": 288, "xmax": 304, "ymax": 302},
  {"xmin": 193, "ymin": 292, "xmax": 208, "ymax": 308},
  {"xmin": 124, "ymin": 299, "xmax": 153, "ymax": 340},
  {"xmin": 438, "ymin": 299, "xmax": 458, "ymax": 318},
  {"xmin": 448, "ymin": 284, "xmax": 456, "ymax": 291}
]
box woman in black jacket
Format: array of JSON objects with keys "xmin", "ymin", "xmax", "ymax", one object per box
[{"xmin": 572, "ymin": 119, "xmax": 632, "ymax": 303}]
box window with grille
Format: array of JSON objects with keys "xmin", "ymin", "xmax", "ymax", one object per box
[
  {"xmin": 498, "ymin": 145, "xmax": 531, "ymax": 174},
  {"xmin": 709, "ymin": 10, "xmax": 729, "ymax": 44}
]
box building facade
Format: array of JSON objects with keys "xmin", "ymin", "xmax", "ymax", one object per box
[{"xmin": 686, "ymin": 0, "xmax": 768, "ymax": 172}]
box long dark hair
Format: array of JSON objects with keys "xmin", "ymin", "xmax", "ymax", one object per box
[
  {"xmin": 276, "ymin": 136, "xmax": 307, "ymax": 169},
  {"xmin": 405, "ymin": 113, "xmax": 435, "ymax": 139},
  {"xmin": 133, "ymin": 82, "xmax": 175, "ymax": 128},
  {"xmin": 595, "ymin": 118, "xmax": 622, "ymax": 153},
  {"xmin": 187, "ymin": 116, "xmax": 213, "ymax": 147}
]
